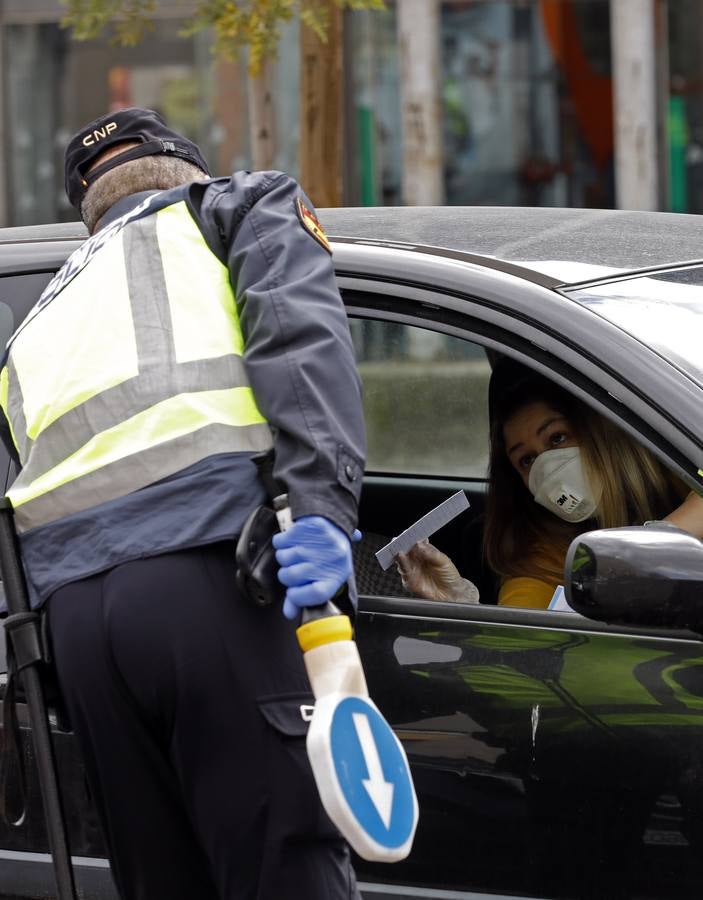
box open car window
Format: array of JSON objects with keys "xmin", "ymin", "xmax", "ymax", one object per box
[
  {"xmin": 347, "ymin": 302, "xmax": 696, "ymax": 621},
  {"xmin": 0, "ymin": 272, "xmax": 54, "ymax": 354},
  {"xmin": 0, "ymin": 273, "xmax": 55, "ymax": 494},
  {"xmin": 349, "ymin": 318, "xmax": 491, "ymax": 478},
  {"xmin": 0, "ymin": 272, "xmax": 54, "ymax": 671}
]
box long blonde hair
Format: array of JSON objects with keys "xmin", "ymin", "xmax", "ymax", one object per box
[{"xmin": 483, "ymin": 363, "xmax": 686, "ymax": 584}]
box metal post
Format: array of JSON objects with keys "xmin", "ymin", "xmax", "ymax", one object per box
[
  {"xmin": 397, "ymin": 0, "xmax": 444, "ymax": 205},
  {"xmin": 0, "ymin": 500, "xmax": 77, "ymax": 900},
  {"xmin": 610, "ymin": 0, "xmax": 659, "ymax": 210},
  {"xmin": 0, "ymin": 4, "xmax": 7, "ymax": 227},
  {"xmin": 654, "ymin": 0, "xmax": 671, "ymax": 212}
]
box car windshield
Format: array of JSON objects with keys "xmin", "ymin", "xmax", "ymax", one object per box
[{"xmin": 567, "ymin": 265, "xmax": 703, "ymax": 387}]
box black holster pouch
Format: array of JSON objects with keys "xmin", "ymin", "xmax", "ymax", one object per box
[
  {"xmin": 234, "ymin": 450, "xmax": 357, "ymax": 620},
  {"xmin": 235, "ymin": 450, "xmax": 286, "ymax": 608},
  {"xmin": 235, "ymin": 504, "xmax": 285, "ymax": 608}
]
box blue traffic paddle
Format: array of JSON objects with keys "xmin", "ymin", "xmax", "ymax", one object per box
[{"xmin": 296, "ymin": 604, "xmax": 418, "ymax": 861}]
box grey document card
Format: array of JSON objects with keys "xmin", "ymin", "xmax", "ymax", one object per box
[{"xmin": 375, "ymin": 491, "xmax": 470, "ymax": 571}]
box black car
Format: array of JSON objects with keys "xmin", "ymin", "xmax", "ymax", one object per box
[{"xmin": 0, "ymin": 206, "xmax": 702, "ymax": 900}]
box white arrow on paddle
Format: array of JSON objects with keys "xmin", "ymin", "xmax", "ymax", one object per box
[{"xmin": 352, "ymin": 712, "xmax": 394, "ymax": 829}]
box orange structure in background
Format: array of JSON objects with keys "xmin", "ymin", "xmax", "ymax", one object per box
[
  {"xmin": 540, "ymin": 0, "xmax": 613, "ymax": 171},
  {"xmin": 108, "ymin": 66, "xmax": 132, "ymax": 112}
]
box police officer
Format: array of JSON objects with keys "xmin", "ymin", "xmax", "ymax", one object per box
[{"xmin": 0, "ymin": 108, "xmax": 366, "ymax": 900}]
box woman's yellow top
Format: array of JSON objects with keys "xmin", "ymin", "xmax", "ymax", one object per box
[{"xmin": 497, "ymin": 542, "xmax": 567, "ymax": 609}]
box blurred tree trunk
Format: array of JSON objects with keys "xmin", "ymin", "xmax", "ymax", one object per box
[
  {"xmin": 610, "ymin": 0, "xmax": 659, "ymax": 210},
  {"xmin": 248, "ymin": 57, "xmax": 276, "ymax": 171},
  {"xmin": 397, "ymin": 0, "xmax": 444, "ymax": 205},
  {"xmin": 62, "ymin": 0, "xmax": 386, "ymax": 203},
  {"xmin": 299, "ymin": 0, "xmax": 343, "ymax": 207}
]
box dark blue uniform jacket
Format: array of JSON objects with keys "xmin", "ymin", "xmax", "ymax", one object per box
[{"xmin": 0, "ymin": 171, "xmax": 366, "ymax": 607}]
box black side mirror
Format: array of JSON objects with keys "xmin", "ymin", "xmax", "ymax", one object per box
[{"xmin": 565, "ymin": 524, "xmax": 703, "ymax": 631}]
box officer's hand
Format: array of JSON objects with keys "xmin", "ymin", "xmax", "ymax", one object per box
[
  {"xmin": 273, "ymin": 516, "xmax": 361, "ymax": 620},
  {"xmin": 395, "ymin": 540, "xmax": 479, "ymax": 603}
]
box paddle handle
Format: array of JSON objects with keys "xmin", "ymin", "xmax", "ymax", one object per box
[{"xmin": 302, "ymin": 638, "xmax": 368, "ymax": 700}]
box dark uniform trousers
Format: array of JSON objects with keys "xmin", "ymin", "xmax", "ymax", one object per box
[{"xmin": 47, "ymin": 540, "xmax": 360, "ymax": 900}]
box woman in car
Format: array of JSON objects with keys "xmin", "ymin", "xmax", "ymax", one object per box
[{"xmin": 396, "ymin": 359, "xmax": 703, "ymax": 608}]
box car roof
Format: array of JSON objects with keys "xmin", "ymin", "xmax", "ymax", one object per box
[
  {"xmin": 318, "ymin": 206, "xmax": 703, "ymax": 286},
  {"xmin": 1, "ymin": 206, "xmax": 702, "ymax": 288},
  {"xmin": 0, "ymin": 222, "xmax": 88, "ymax": 244}
]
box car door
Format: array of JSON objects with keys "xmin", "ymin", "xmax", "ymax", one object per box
[
  {"xmin": 0, "ymin": 266, "xmax": 112, "ymax": 900},
  {"xmin": 344, "ymin": 281, "xmax": 703, "ymax": 900}
]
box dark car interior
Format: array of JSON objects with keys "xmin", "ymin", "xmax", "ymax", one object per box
[{"xmin": 354, "ymin": 478, "xmax": 493, "ymax": 601}]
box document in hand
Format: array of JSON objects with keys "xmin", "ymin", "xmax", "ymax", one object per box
[{"xmin": 374, "ymin": 491, "xmax": 470, "ymax": 571}]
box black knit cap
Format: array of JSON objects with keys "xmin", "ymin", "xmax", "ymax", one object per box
[{"xmin": 64, "ymin": 107, "xmax": 211, "ymax": 211}]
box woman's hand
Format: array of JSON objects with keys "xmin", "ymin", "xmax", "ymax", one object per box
[
  {"xmin": 665, "ymin": 491, "xmax": 703, "ymax": 541},
  {"xmin": 395, "ymin": 540, "xmax": 479, "ymax": 603}
]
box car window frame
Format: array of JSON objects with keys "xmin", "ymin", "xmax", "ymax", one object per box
[
  {"xmin": 341, "ymin": 281, "xmax": 700, "ymax": 496},
  {"xmin": 341, "ymin": 279, "xmax": 703, "ymax": 643}
]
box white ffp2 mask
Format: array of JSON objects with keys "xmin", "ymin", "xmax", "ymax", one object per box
[{"xmin": 527, "ymin": 446, "xmax": 601, "ymax": 523}]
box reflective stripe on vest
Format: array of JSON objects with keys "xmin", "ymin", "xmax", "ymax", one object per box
[{"xmin": 1, "ymin": 200, "xmax": 272, "ymax": 533}]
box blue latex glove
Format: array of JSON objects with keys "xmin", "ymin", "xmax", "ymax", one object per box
[{"xmin": 273, "ymin": 516, "xmax": 361, "ymax": 620}]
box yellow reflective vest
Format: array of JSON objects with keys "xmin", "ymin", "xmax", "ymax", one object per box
[{"xmin": 0, "ymin": 195, "xmax": 272, "ymax": 535}]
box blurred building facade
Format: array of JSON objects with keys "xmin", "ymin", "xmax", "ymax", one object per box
[{"xmin": 0, "ymin": 0, "xmax": 702, "ymax": 225}]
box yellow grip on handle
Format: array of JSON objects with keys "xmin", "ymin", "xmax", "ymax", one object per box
[{"xmin": 296, "ymin": 614, "xmax": 352, "ymax": 652}]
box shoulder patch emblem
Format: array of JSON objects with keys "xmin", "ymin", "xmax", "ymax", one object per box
[{"xmin": 295, "ymin": 197, "xmax": 331, "ymax": 254}]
